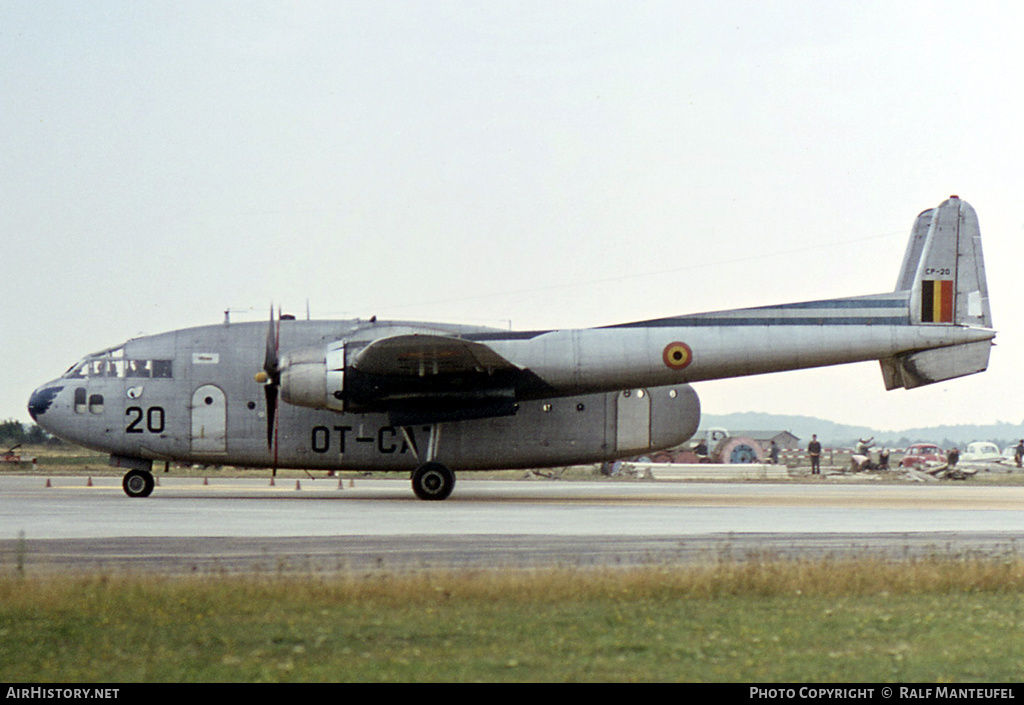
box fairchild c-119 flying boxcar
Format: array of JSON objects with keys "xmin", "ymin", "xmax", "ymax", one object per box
[{"xmin": 29, "ymin": 197, "xmax": 995, "ymax": 500}]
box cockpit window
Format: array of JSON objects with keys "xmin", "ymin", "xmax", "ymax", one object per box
[
  {"xmin": 91, "ymin": 360, "xmax": 122, "ymax": 378},
  {"xmin": 125, "ymin": 359, "xmax": 174, "ymax": 379},
  {"xmin": 151, "ymin": 360, "xmax": 173, "ymax": 378},
  {"xmin": 64, "ymin": 361, "xmax": 88, "ymax": 379},
  {"xmin": 63, "ymin": 347, "xmax": 173, "ymax": 380}
]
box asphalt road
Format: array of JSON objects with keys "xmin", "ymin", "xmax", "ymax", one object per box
[{"xmin": 3, "ymin": 475, "xmax": 1024, "ymax": 573}]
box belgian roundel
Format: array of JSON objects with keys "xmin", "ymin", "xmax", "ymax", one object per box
[{"xmin": 662, "ymin": 342, "xmax": 693, "ymax": 370}]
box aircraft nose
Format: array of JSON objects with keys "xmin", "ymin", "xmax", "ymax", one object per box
[{"xmin": 28, "ymin": 384, "xmax": 63, "ymax": 422}]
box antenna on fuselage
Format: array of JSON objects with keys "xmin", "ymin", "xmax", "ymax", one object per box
[{"xmin": 223, "ymin": 307, "xmax": 253, "ymax": 325}]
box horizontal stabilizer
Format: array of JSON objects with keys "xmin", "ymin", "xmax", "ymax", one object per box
[{"xmin": 880, "ymin": 340, "xmax": 992, "ymax": 390}]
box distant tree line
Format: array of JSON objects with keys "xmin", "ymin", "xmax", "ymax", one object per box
[{"xmin": 0, "ymin": 419, "xmax": 61, "ymax": 447}]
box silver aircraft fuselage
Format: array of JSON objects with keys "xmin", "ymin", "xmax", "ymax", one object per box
[{"xmin": 28, "ymin": 318, "xmax": 701, "ymax": 471}]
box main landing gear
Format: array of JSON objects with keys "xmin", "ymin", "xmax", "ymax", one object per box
[
  {"xmin": 122, "ymin": 468, "xmax": 155, "ymax": 498},
  {"xmin": 404, "ymin": 424, "xmax": 456, "ymax": 501},
  {"xmin": 411, "ymin": 461, "xmax": 456, "ymax": 501}
]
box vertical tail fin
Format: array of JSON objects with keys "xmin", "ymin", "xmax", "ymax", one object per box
[
  {"xmin": 882, "ymin": 196, "xmax": 994, "ymax": 389},
  {"xmin": 895, "ymin": 196, "xmax": 992, "ymax": 328},
  {"xmin": 895, "ymin": 206, "xmax": 934, "ymax": 293}
]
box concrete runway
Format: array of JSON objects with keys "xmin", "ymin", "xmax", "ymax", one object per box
[{"xmin": 3, "ymin": 475, "xmax": 1024, "ymax": 573}]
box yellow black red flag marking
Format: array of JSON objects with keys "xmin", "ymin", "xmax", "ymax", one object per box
[{"xmin": 921, "ymin": 280, "xmax": 954, "ymax": 323}]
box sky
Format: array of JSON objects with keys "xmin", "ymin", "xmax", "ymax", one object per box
[{"xmin": 2, "ymin": 1, "xmax": 1022, "ymax": 433}]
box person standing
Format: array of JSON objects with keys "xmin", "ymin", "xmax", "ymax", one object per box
[
  {"xmin": 808, "ymin": 434, "xmax": 822, "ymax": 475},
  {"xmin": 1015, "ymin": 440, "xmax": 1023, "ymax": 468}
]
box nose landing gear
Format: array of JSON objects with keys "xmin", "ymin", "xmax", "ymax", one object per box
[{"xmin": 122, "ymin": 468, "xmax": 155, "ymax": 498}]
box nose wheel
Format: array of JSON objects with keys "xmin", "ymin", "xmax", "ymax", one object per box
[
  {"xmin": 122, "ymin": 469, "xmax": 155, "ymax": 498},
  {"xmin": 412, "ymin": 462, "xmax": 455, "ymax": 501}
]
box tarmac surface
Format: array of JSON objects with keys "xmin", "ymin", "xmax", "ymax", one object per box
[{"xmin": 3, "ymin": 475, "xmax": 1024, "ymax": 574}]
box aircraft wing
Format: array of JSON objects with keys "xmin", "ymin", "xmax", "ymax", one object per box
[
  {"xmin": 351, "ymin": 334, "xmax": 519, "ymax": 377},
  {"xmin": 346, "ymin": 334, "xmax": 529, "ymax": 425}
]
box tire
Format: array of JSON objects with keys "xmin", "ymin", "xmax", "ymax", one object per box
[
  {"xmin": 122, "ymin": 469, "xmax": 155, "ymax": 498},
  {"xmin": 412, "ymin": 462, "xmax": 455, "ymax": 501}
]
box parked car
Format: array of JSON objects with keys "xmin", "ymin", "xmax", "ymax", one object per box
[
  {"xmin": 900, "ymin": 443, "xmax": 945, "ymax": 467},
  {"xmin": 961, "ymin": 441, "xmax": 1002, "ymax": 463}
]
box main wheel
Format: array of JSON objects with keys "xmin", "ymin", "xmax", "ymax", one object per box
[
  {"xmin": 122, "ymin": 469, "xmax": 155, "ymax": 498},
  {"xmin": 411, "ymin": 462, "xmax": 455, "ymax": 501}
]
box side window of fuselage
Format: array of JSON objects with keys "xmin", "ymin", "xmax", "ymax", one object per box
[{"xmin": 73, "ymin": 388, "xmax": 104, "ymax": 414}]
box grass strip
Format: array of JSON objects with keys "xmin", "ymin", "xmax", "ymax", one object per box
[{"xmin": 2, "ymin": 557, "xmax": 1024, "ymax": 682}]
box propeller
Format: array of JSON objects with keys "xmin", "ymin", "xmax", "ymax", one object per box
[{"xmin": 254, "ymin": 306, "xmax": 281, "ymax": 456}]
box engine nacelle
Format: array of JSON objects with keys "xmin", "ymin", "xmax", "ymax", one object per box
[{"xmin": 279, "ymin": 343, "xmax": 345, "ymax": 411}]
